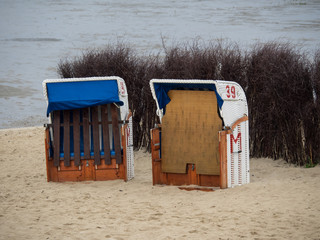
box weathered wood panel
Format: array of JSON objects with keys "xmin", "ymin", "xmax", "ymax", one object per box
[
  {"xmin": 73, "ymin": 109, "xmax": 81, "ymax": 166},
  {"xmin": 101, "ymin": 104, "xmax": 111, "ymax": 165},
  {"xmin": 53, "ymin": 111, "xmax": 61, "ymax": 167},
  {"xmin": 63, "ymin": 110, "xmax": 70, "ymax": 167},
  {"xmin": 111, "ymin": 104, "xmax": 122, "ymax": 164},
  {"xmin": 82, "ymin": 108, "xmax": 90, "ymax": 159},
  {"xmin": 91, "ymin": 106, "xmax": 101, "ymax": 165},
  {"xmin": 219, "ymin": 131, "xmax": 229, "ymax": 189}
]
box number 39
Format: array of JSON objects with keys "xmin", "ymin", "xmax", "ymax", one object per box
[{"xmin": 226, "ymin": 85, "xmax": 236, "ymax": 98}]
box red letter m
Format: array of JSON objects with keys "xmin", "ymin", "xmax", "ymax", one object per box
[
  {"xmin": 231, "ymin": 133, "xmax": 241, "ymax": 144},
  {"xmin": 230, "ymin": 133, "xmax": 241, "ymax": 152}
]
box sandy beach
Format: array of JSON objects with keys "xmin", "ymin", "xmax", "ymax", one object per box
[{"xmin": 0, "ymin": 126, "xmax": 319, "ymax": 240}]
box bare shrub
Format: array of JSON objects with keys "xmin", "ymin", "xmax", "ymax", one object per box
[
  {"xmin": 57, "ymin": 42, "xmax": 163, "ymax": 150},
  {"xmin": 304, "ymin": 49, "xmax": 320, "ymax": 165},
  {"xmin": 57, "ymin": 40, "xmax": 319, "ymax": 165},
  {"xmin": 127, "ymin": 54, "xmax": 164, "ymax": 150},
  {"xmin": 58, "ymin": 43, "xmax": 137, "ymax": 78},
  {"xmin": 246, "ymin": 42, "xmax": 314, "ymax": 165},
  {"xmin": 162, "ymin": 39, "xmax": 245, "ymax": 82}
]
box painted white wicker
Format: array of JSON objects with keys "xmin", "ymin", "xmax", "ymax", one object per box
[
  {"xmin": 126, "ymin": 115, "xmax": 134, "ymax": 180},
  {"xmin": 215, "ymin": 80, "xmax": 248, "ymax": 128},
  {"xmin": 227, "ymin": 120, "xmax": 250, "ymax": 187}
]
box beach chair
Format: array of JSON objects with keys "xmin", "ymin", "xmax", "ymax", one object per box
[
  {"xmin": 43, "ymin": 77, "xmax": 134, "ymax": 182},
  {"xmin": 149, "ymin": 79, "xmax": 249, "ymax": 189}
]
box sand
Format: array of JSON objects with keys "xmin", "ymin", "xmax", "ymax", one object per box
[{"xmin": 0, "ymin": 127, "xmax": 319, "ymax": 240}]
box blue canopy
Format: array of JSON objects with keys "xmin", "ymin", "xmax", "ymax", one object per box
[
  {"xmin": 46, "ymin": 80, "xmax": 123, "ymax": 116},
  {"xmin": 153, "ymin": 82, "xmax": 224, "ymax": 114}
]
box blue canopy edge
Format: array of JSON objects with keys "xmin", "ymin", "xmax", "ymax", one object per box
[
  {"xmin": 46, "ymin": 80, "xmax": 123, "ymax": 116},
  {"xmin": 153, "ymin": 82, "xmax": 224, "ymax": 114}
]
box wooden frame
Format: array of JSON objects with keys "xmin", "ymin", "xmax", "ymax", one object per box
[
  {"xmin": 151, "ymin": 127, "xmax": 220, "ymax": 188},
  {"xmin": 150, "ymin": 116, "xmax": 249, "ymax": 189},
  {"xmin": 45, "ymin": 104, "xmax": 131, "ymax": 182}
]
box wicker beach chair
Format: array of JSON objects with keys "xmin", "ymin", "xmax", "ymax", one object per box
[
  {"xmin": 43, "ymin": 77, "xmax": 134, "ymax": 182},
  {"xmin": 149, "ymin": 79, "xmax": 249, "ymax": 189}
]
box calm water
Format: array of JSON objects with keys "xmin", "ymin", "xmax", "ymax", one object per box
[{"xmin": 0, "ymin": 0, "xmax": 320, "ymax": 128}]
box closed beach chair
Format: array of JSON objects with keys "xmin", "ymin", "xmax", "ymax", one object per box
[
  {"xmin": 43, "ymin": 77, "xmax": 134, "ymax": 182},
  {"xmin": 149, "ymin": 79, "xmax": 249, "ymax": 189}
]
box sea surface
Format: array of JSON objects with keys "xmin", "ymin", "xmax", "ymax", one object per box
[{"xmin": 0, "ymin": 0, "xmax": 320, "ymax": 128}]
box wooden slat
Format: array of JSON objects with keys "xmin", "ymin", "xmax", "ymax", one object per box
[
  {"xmin": 101, "ymin": 105, "xmax": 111, "ymax": 165},
  {"xmin": 111, "ymin": 104, "xmax": 122, "ymax": 164},
  {"xmin": 92, "ymin": 106, "xmax": 101, "ymax": 165},
  {"xmin": 73, "ymin": 109, "xmax": 81, "ymax": 166},
  {"xmin": 82, "ymin": 108, "xmax": 90, "ymax": 159},
  {"xmin": 219, "ymin": 131, "xmax": 228, "ymax": 189},
  {"xmin": 231, "ymin": 116, "xmax": 249, "ymax": 131},
  {"xmin": 151, "ymin": 128, "xmax": 161, "ymax": 185},
  {"xmin": 63, "ymin": 110, "xmax": 70, "ymax": 167},
  {"xmin": 53, "ymin": 111, "xmax": 61, "ymax": 167}
]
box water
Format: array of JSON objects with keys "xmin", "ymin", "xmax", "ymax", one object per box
[{"xmin": 0, "ymin": 0, "xmax": 319, "ymax": 128}]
